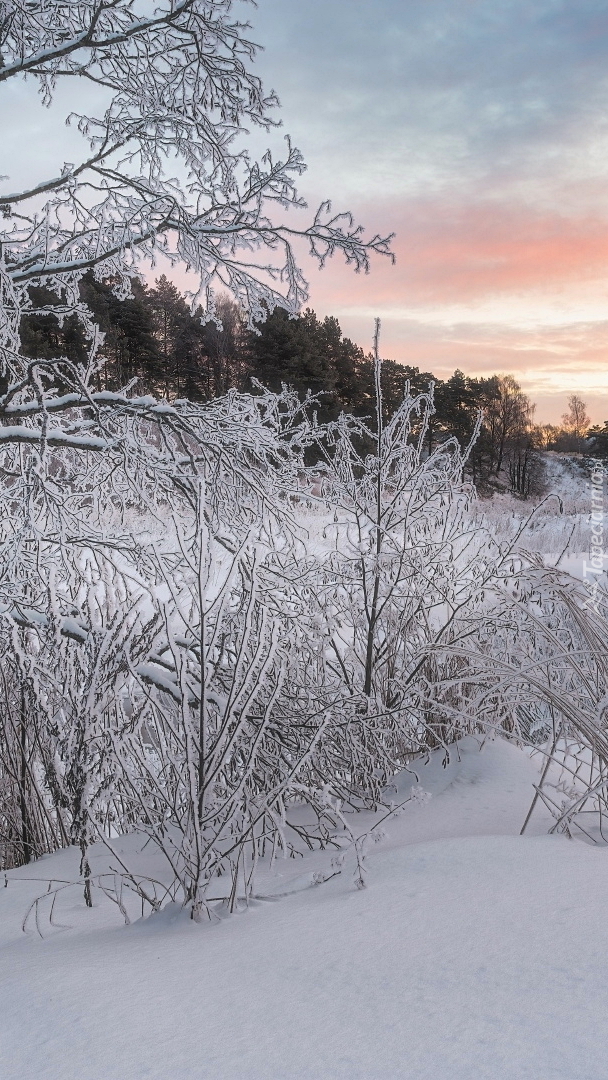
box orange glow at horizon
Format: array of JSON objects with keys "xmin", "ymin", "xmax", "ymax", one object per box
[{"xmin": 294, "ymin": 199, "xmax": 608, "ymax": 426}]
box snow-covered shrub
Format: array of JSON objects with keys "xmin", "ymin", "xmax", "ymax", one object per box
[
  {"xmin": 487, "ymin": 562, "xmax": 608, "ymax": 839},
  {"xmin": 422, "ymin": 550, "xmax": 608, "ymax": 839},
  {"xmin": 6, "ymin": 318, "xmax": 606, "ymax": 916},
  {"xmin": 0, "ymin": 347, "xmax": 504, "ymax": 914},
  {"xmin": 299, "ymin": 340, "xmax": 499, "ymax": 796},
  {"xmin": 107, "ymin": 491, "xmax": 350, "ymax": 919},
  {"xmin": 0, "ymin": 379, "xmax": 314, "ymax": 884}
]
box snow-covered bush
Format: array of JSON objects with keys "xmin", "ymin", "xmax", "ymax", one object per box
[
  {"xmin": 300, "ymin": 334, "xmax": 498, "ymax": 791},
  {"xmin": 0, "ymin": 341, "xmax": 505, "ymax": 915}
]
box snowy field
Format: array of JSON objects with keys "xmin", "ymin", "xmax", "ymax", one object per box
[
  {"xmin": 1, "ymin": 450, "xmax": 605, "ymax": 1080},
  {"xmin": 3, "ymin": 736, "xmax": 608, "ymax": 1080},
  {"xmin": 469, "ymin": 452, "xmax": 593, "ymax": 563}
]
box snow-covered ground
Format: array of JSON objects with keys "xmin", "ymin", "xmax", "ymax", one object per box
[
  {"xmin": 3, "ymin": 736, "xmax": 608, "ymax": 1080},
  {"xmin": 469, "ymin": 452, "xmax": 595, "ymax": 565}
]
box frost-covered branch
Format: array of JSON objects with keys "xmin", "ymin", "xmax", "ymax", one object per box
[{"xmin": 0, "ymin": 0, "xmax": 393, "ymax": 346}]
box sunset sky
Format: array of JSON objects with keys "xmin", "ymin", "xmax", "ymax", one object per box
[
  {"xmin": 247, "ymin": 0, "xmax": 608, "ymax": 425},
  {"xmin": 2, "ymin": 0, "xmax": 608, "ymax": 424}
]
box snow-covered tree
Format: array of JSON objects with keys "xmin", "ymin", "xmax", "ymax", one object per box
[
  {"xmin": 0, "ymin": 0, "xmax": 393, "ymax": 600},
  {"xmin": 0, "ymin": 0, "xmax": 391, "ymax": 381}
]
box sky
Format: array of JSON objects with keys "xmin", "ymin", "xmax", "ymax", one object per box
[
  {"xmin": 241, "ymin": 0, "xmax": 608, "ymax": 425},
  {"xmin": 2, "ymin": 0, "xmax": 608, "ymax": 423}
]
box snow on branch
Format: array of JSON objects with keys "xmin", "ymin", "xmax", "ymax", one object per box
[
  {"xmin": 0, "ymin": 0, "xmax": 393, "ymax": 334},
  {"xmin": 0, "ymin": 425, "xmax": 113, "ymax": 450}
]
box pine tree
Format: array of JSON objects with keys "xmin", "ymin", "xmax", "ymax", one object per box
[
  {"xmin": 588, "ymin": 422, "xmax": 608, "ymax": 458},
  {"xmin": 433, "ymin": 370, "xmax": 476, "ymax": 452},
  {"xmin": 315, "ymin": 316, "xmax": 367, "ymax": 412},
  {"xmin": 148, "ymin": 276, "xmax": 192, "ymax": 397},
  {"xmin": 19, "ymin": 286, "xmax": 89, "ymax": 367},
  {"xmin": 90, "ymin": 277, "xmax": 162, "ymax": 392},
  {"xmin": 246, "ymin": 307, "xmax": 335, "ymax": 418}
]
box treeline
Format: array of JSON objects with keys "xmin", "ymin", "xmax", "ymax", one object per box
[{"xmin": 21, "ymin": 273, "xmax": 600, "ymax": 491}]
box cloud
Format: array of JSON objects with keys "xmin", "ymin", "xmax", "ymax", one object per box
[
  {"xmin": 249, "ymin": 0, "xmax": 608, "ymax": 206},
  {"xmin": 294, "ymin": 195, "xmax": 608, "ymax": 424},
  {"xmin": 308, "ymin": 198, "xmax": 608, "ymax": 308}
]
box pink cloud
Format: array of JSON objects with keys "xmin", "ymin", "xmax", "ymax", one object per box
[
  {"xmin": 306, "ymin": 199, "xmax": 608, "ymax": 308},
  {"xmin": 299, "ymin": 198, "xmax": 608, "ymax": 422}
]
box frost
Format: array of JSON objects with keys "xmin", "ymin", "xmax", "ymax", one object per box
[{"xmin": 410, "ymin": 787, "xmax": 432, "ymax": 806}]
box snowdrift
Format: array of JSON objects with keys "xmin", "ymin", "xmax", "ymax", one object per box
[{"xmin": 2, "ymin": 737, "xmax": 607, "ymax": 1080}]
